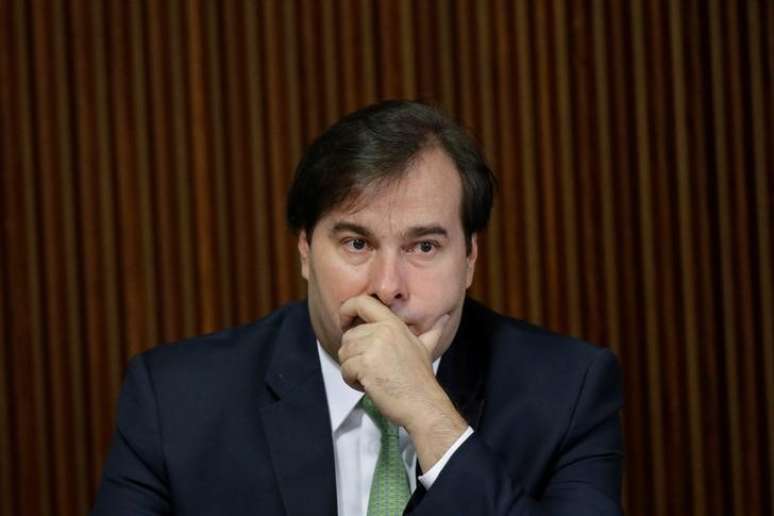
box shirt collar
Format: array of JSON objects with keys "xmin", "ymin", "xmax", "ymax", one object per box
[
  {"xmin": 317, "ymin": 341, "xmax": 363, "ymax": 432},
  {"xmin": 316, "ymin": 340, "xmax": 442, "ymax": 433}
]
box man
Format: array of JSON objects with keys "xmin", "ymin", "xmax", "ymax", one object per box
[{"xmin": 92, "ymin": 100, "xmax": 623, "ymax": 515}]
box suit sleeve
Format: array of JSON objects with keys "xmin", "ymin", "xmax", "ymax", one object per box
[
  {"xmin": 91, "ymin": 354, "xmax": 171, "ymax": 516},
  {"xmin": 405, "ymin": 349, "xmax": 624, "ymax": 516}
]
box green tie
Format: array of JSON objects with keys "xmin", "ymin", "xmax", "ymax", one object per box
[{"xmin": 360, "ymin": 396, "xmax": 411, "ymax": 516}]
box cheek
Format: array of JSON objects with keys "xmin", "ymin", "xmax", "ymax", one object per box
[
  {"xmin": 406, "ymin": 263, "xmax": 468, "ymax": 318},
  {"xmin": 313, "ymin": 258, "xmax": 369, "ymax": 306}
]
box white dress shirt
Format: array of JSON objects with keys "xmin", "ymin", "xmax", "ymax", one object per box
[{"xmin": 317, "ymin": 342, "xmax": 474, "ymax": 516}]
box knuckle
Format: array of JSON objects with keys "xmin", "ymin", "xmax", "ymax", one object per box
[{"xmin": 341, "ymin": 361, "xmax": 357, "ymax": 381}]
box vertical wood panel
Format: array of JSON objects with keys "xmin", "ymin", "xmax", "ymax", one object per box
[
  {"xmin": 685, "ymin": 1, "xmax": 727, "ymax": 512},
  {"xmin": 1, "ymin": 2, "xmax": 771, "ymax": 515},
  {"xmin": 746, "ymin": 2, "xmax": 774, "ymax": 510},
  {"xmin": 282, "ymin": 0, "xmax": 306, "ymax": 299},
  {"xmin": 476, "ymin": 0, "xmax": 503, "ymax": 314},
  {"xmin": 514, "ymin": 1, "xmax": 543, "ymax": 325},
  {"xmin": 1, "ymin": 5, "xmax": 18, "ymax": 513},
  {"xmin": 0, "ymin": 232, "xmax": 9, "ymax": 515},
  {"xmin": 725, "ymin": 2, "xmax": 765, "ymax": 513},
  {"xmin": 168, "ymin": 0, "xmax": 197, "ymax": 337},
  {"xmin": 262, "ymin": 0, "xmax": 294, "ymax": 304},
  {"xmin": 606, "ymin": 1, "xmax": 647, "ymax": 510},
  {"xmin": 30, "ymin": 2, "xmax": 70, "ymax": 513},
  {"xmin": 358, "ymin": 0, "xmax": 377, "ymax": 105},
  {"xmin": 129, "ymin": 0, "xmax": 160, "ymax": 353},
  {"xmin": 534, "ymin": 0, "xmax": 559, "ymax": 328},
  {"xmin": 69, "ymin": 0, "xmax": 101, "ymax": 486},
  {"xmin": 569, "ymin": 3, "xmax": 600, "ymax": 344},
  {"xmin": 321, "ymin": 0, "xmax": 340, "ymax": 122},
  {"xmin": 338, "ymin": 0, "xmax": 358, "ymax": 113},
  {"xmin": 668, "ymin": 1, "xmax": 706, "ymax": 513},
  {"xmin": 244, "ymin": 0, "xmax": 274, "ymax": 316},
  {"xmin": 648, "ymin": 1, "xmax": 687, "ymax": 511},
  {"xmin": 434, "ymin": 0, "xmax": 453, "ymax": 111},
  {"xmin": 0, "ymin": 1, "xmax": 11, "ymax": 508},
  {"xmin": 398, "ymin": 0, "xmax": 415, "ymax": 99},
  {"xmin": 0, "ymin": 135, "xmax": 11, "ymax": 516},
  {"xmin": 708, "ymin": 1, "xmax": 746, "ymax": 514},
  {"xmin": 552, "ymin": 0, "xmax": 581, "ymax": 337},
  {"xmin": 222, "ymin": 0, "xmax": 253, "ymax": 323},
  {"xmin": 591, "ymin": 1, "xmax": 620, "ymax": 355},
  {"xmin": 493, "ymin": 0, "xmax": 523, "ymax": 320},
  {"xmin": 203, "ymin": 0, "xmax": 233, "ymax": 330},
  {"xmin": 187, "ymin": 0, "xmax": 216, "ymax": 333},
  {"xmin": 630, "ymin": 1, "xmax": 667, "ymax": 513},
  {"xmin": 146, "ymin": 0, "xmax": 177, "ymax": 341},
  {"xmin": 10, "ymin": 1, "xmax": 53, "ymax": 513}
]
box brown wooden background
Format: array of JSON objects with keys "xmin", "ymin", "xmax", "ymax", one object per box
[{"xmin": 1, "ymin": 1, "xmax": 772, "ymax": 515}]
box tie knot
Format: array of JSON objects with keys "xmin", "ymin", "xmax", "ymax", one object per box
[{"xmin": 360, "ymin": 396, "xmax": 396, "ymax": 435}]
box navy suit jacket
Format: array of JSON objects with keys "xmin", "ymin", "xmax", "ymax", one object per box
[{"xmin": 92, "ymin": 298, "xmax": 623, "ymax": 515}]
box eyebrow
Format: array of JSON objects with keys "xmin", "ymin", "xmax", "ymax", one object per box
[
  {"xmin": 329, "ymin": 222, "xmax": 376, "ymax": 240},
  {"xmin": 329, "ymin": 221, "xmax": 448, "ymax": 240},
  {"xmin": 404, "ymin": 225, "xmax": 448, "ymax": 240}
]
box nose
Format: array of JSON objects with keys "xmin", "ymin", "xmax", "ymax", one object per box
[{"xmin": 368, "ymin": 251, "xmax": 406, "ymax": 307}]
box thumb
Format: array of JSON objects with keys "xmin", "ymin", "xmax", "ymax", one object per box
[{"xmin": 418, "ymin": 314, "xmax": 451, "ymax": 354}]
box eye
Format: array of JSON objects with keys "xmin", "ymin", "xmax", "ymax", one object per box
[
  {"xmin": 408, "ymin": 240, "xmax": 439, "ymax": 255},
  {"xmin": 344, "ymin": 238, "xmax": 368, "ymax": 252}
]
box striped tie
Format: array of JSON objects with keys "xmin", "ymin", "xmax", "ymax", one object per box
[{"xmin": 360, "ymin": 395, "xmax": 411, "ymax": 516}]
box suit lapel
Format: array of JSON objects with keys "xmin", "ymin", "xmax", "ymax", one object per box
[{"xmin": 260, "ymin": 303, "xmax": 338, "ymax": 516}]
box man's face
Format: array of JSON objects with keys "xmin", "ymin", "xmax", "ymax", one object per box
[{"xmin": 298, "ymin": 147, "xmax": 478, "ymax": 362}]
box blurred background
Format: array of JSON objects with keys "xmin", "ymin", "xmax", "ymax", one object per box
[{"xmin": 1, "ymin": 1, "xmax": 772, "ymax": 515}]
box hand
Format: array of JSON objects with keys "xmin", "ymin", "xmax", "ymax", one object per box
[{"xmin": 338, "ymin": 295, "xmax": 468, "ymax": 470}]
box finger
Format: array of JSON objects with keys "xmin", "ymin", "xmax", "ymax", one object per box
[
  {"xmin": 342, "ymin": 321, "xmax": 377, "ymax": 339},
  {"xmin": 418, "ymin": 313, "xmax": 450, "ymax": 353},
  {"xmin": 340, "ymin": 295, "xmax": 397, "ymax": 327},
  {"xmin": 338, "ymin": 336, "xmax": 364, "ymax": 364},
  {"xmin": 340, "ymin": 355, "xmax": 366, "ymax": 392},
  {"xmin": 338, "ymin": 323, "xmax": 377, "ymax": 361},
  {"xmin": 339, "ymin": 323, "xmax": 388, "ymax": 363}
]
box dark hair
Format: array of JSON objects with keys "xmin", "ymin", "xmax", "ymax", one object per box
[{"xmin": 286, "ymin": 100, "xmax": 496, "ymax": 253}]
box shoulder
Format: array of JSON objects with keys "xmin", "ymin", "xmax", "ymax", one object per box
[
  {"xmin": 460, "ymin": 297, "xmax": 620, "ymax": 399},
  {"xmin": 462, "ymin": 297, "xmax": 611, "ymax": 360},
  {"xmin": 128, "ymin": 301, "xmax": 310, "ymax": 392}
]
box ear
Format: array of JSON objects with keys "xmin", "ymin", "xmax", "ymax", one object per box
[
  {"xmin": 465, "ymin": 233, "xmax": 478, "ymax": 288},
  {"xmin": 298, "ymin": 230, "xmax": 311, "ymax": 280}
]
